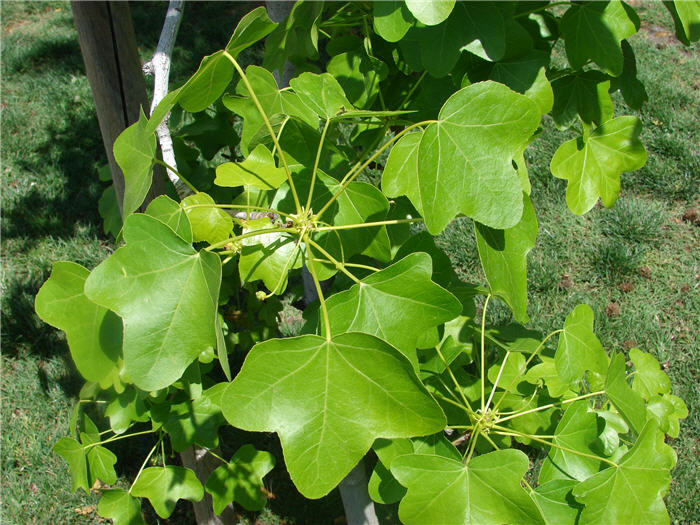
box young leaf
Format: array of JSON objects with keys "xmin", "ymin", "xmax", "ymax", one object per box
[
  {"xmin": 413, "ymin": 81, "xmax": 541, "ymax": 233},
  {"xmin": 205, "ymin": 444, "xmax": 275, "ymax": 513},
  {"xmin": 84, "ymin": 214, "xmax": 221, "ymax": 391},
  {"xmin": 289, "ymin": 72, "xmax": 353, "ymax": 119},
  {"xmin": 323, "ymin": 253, "xmax": 462, "ymax": 366},
  {"xmin": 97, "ymin": 489, "xmax": 146, "ymax": 525},
  {"xmin": 225, "ymin": 6, "xmax": 277, "ymax": 58},
  {"xmin": 605, "ymin": 353, "xmax": 647, "ymax": 434},
  {"xmin": 145, "ymin": 195, "xmax": 193, "ymax": 243},
  {"xmin": 551, "ymin": 120, "xmax": 647, "ymax": 217},
  {"xmin": 560, "ymin": 0, "xmax": 639, "ymax": 76},
  {"xmin": 405, "ymin": 0, "xmax": 455, "ymax": 26},
  {"xmin": 220, "ymin": 333, "xmax": 446, "ymax": 498},
  {"xmin": 113, "ymin": 110, "xmax": 156, "ymax": 216},
  {"xmin": 572, "ymin": 420, "xmax": 675, "ymax": 524},
  {"xmin": 555, "ymin": 304, "xmax": 609, "ymax": 386},
  {"xmin": 181, "ymin": 192, "xmax": 233, "ymax": 244},
  {"xmin": 80, "ymin": 433, "xmax": 117, "ymax": 485},
  {"xmin": 629, "ymin": 347, "xmax": 671, "ymax": 400},
  {"xmin": 35, "ymin": 262, "xmax": 121, "ymax": 388},
  {"xmin": 391, "ymin": 450, "xmax": 544, "ymax": 524},
  {"xmin": 646, "ymin": 393, "xmax": 688, "ymax": 438},
  {"xmin": 373, "ymin": 1, "xmax": 414, "ymax": 42},
  {"xmin": 178, "ymin": 51, "xmax": 234, "ymax": 113},
  {"xmin": 215, "ymin": 144, "xmax": 287, "ymax": 190},
  {"xmin": 53, "ymin": 437, "xmax": 89, "ymax": 493},
  {"xmin": 538, "ymin": 401, "xmax": 602, "ymax": 484},
  {"xmin": 475, "ymin": 194, "xmax": 538, "ymax": 324},
  {"xmin": 223, "ymin": 66, "xmax": 317, "ymax": 153},
  {"xmin": 130, "ymin": 466, "xmax": 204, "ymax": 519}
]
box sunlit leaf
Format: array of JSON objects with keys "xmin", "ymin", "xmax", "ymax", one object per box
[
  {"xmin": 53, "ymin": 437, "xmax": 89, "ymax": 493},
  {"xmin": 221, "ymin": 333, "xmax": 446, "ymax": 498},
  {"xmin": 181, "ymin": 193, "xmax": 233, "ymax": 244},
  {"xmin": 605, "ymin": 353, "xmax": 647, "ymax": 434},
  {"xmin": 97, "ymin": 489, "xmax": 146, "ymax": 525},
  {"xmin": 323, "ymin": 253, "xmax": 461, "ymax": 366},
  {"xmin": 392, "ymin": 450, "xmax": 544, "ymax": 524},
  {"xmin": 475, "ymin": 194, "xmax": 538, "ymax": 323},
  {"xmin": 555, "ymin": 304, "xmax": 609, "ymax": 386},
  {"xmin": 130, "ymin": 466, "xmax": 204, "ymax": 518},
  {"xmin": 225, "ymin": 6, "xmax": 277, "ymax": 57},
  {"xmin": 35, "ymin": 262, "xmax": 121, "ymax": 388},
  {"xmin": 145, "ymin": 195, "xmax": 192, "ymax": 243},
  {"xmin": 572, "ymin": 420, "xmax": 675, "ymax": 524},
  {"xmin": 373, "ymin": 1, "xmax": 414, "ymax": 42},
  {"xmin": 85, "ymin": 214, "xmax": 221, "ymax": 391},
  {"xmin": 289, "ymin": 72, "xmax": 353, "ymax": 119},
  {"xmin": 178, "ymin": 51, "xmax": 234, "ymax": 113},
  {"xmin": 405, "ymin": 0, "xmax": 455, "ymax": 26},
  {"xmin": 113, "ymin": 111, "xmax": 156, "ymax": 216},
  {"xmin": 629, "ymin": 347, "xmax": 670, "ymax": 400},
  {"xmin": 215, "ymin": 144, "xmax": 287, "ymax": 190}
]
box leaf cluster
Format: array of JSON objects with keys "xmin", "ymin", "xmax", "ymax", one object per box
[{"xmin": 36, "ymin": 2, "xmax": 696, "ymax": 523}]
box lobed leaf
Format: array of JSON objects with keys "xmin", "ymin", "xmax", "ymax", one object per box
[
  {"xmin": 130, "ymin": 466, "xmax": 204, "ymax": 518},
  {"xmin": 221, "ymin": 333, "xmax": 446, "ymax": 498},
  {"xmin": 85, "ymin": 214, "xmax": 221, "ymax": 391}
]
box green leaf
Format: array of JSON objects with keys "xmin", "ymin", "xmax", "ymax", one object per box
[
  {"xmin": 35, "ymin": 262, "xmax": 122, "ymax": 388},
  {"xmin": 524, "ymin": 355, "xmax": 574, "ymax": 399},
  {"xmin": 225, "ymin": 6, "xmax": 277, "ymax": 57},
  {"xmin": 646, "ymin": 393, "xmax": 688, "ymax": 438},
  {"xmin": 113, "ymin": 110, "xmax": 156, "ymax": 216},
  {"xmin": 263, "ymin": 1, "xmax": 323, "ymax": 71},
  {"xmin": 555, "ymin": 304, "xmax": 609, "ymax": 385},
  {"xmin": 382, "ymin": 131, "xmax": 424, "ymax": 213},
  {"xmin": 130, "ymin": 466, "xmax": 204, "ymax": 519},
  {"xmin": 160, "ymin": 384, "xmax": 226, "ymax": 452},
  {"xmin": 609, "ymin": 40, "xmax": 648, "ymax": 110},
  {"xmin": 629, "ymin": 347, "xmax": 671, "ymax": 400},
  {"xmin": 538, "ymin": 401, "xmax": 602, "ymax": 484},
  {"xmin": 145, "ymin": 195, "xmax": 192, "ymax": 243},
  {"xmin": 560, "ymin": 0, "xmax": 639, "ymax": 76},
  {"xmin": 223, "ymin": 66, "xmax": 317, "ymax": 153},
  {"xmin": 97, "ymin": 489, "xmax": 146, "ymax": 525},
  {"xmin": 373, "ymin": 1, "xmax": 414, "ymax": 42},
  {"xmin": 105, "ymin": 388, "xmax": 149, "ymax": 434},
  {"xmin": 238, "ymin": 217, "xmax": 302, "ymax": 294},
  {"xmin": 405, "ymin": 0, "xmax": 455, "ymax": 26},
  {"xmin": 98, "ymin": 184, "xmax": 122, "ymax": 238},
  {"xmin": 369, "ymin": 439, "xmax": 414, "ymax": 504},
  {"xmin": 323, "ymin": 253, "xmax": 461, "ymax": 367},
  {"xmin": 605, "ymin": 353, "xmax": 647, "ymax": 434},
  {"xmin": 178, "ymin": 51, "xmax": 234, "ymax": 113},
  {"xmin": 395, "ymin": 231, "xmax": 455, "ymax": 288},
  {"xmin": 551, "ymin": 71, "xmax": 614, "ymax": 128},
  {"xmin": 572, "ymin": 420, "xmax": 675, "ymax": 524},
  {"xmin": 205, "ymin": 444, "xmax": 275, "ymax": 513},
  {"xmin": 221, "ymin": 333, "xmax": 446, "ymax": 498},
  {"xmin": 215, "ymin": 144, "xmax": 288, "ymax": 190},
  {"xmin": 668, "ymin": 0, "xmax": 700, "ymax": 44},
  {"xmin": 85, "ymin": 214, "xmax": 221, "ymax": 391},
  {"xmin": 392, "ymin": 450, "xmax": 544, "ymax": 524},
  {"xmin": 326, "ymin": 51, "xmax": 388, "ymax": 108},
  {"xmin": 80, "ymin": 433, "xmax": 117, "ymax": 485},
  {"xmin": 215, "ymin": 315, "xmax": 231, "ymax": 381},
  {"xmin": 412, "ymin": 81, "xmax": 540, "ymax": 233},
  {"xmin": 475, "ymin": 194, "xmax": 538, "ymax": 323},
  {"xmin": 53, "ymin": 437, "xmax": 89, "ymax": 493},
  {"xmin": 551, "ymin": 116, "xmax": 647, "ymax": 215},
  {"xmin": 532, "ymin": 480, "xmax": 583, "ymax": 525},
  {"xmin": 289, "ymin": 72, "xmax": 353, "ymax": 119},
  {"xmin": 181, "ymin": 193, "xmax": 233, "ymax": 244}
]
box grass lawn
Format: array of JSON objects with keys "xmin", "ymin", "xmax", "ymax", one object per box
[{"xmin": 2, "ymin": 2, "xmax": 698, "ymax": 524}]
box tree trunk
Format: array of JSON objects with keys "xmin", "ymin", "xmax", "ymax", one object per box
[{"xmin": 71, "ymin": 1, "xmax": 165, "ymax": 213}]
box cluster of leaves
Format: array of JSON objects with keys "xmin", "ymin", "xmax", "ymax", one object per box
[{"xmin": 36, "ymin": 2, "xmax": 697, "ymax": 524}]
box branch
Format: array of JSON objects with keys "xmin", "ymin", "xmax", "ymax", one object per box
[{"xmin": 144, "ymin": 0, "xmax": 189, "ymax": 196}]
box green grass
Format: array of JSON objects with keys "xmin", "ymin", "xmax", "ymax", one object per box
[{"xmin": 2, "ymin": 2, "xmax": 698, "ymax": 524}]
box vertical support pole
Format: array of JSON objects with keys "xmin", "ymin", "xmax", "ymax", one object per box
[{"xmin": 71, "ymin": 1, "xmax": 165, "ymax": 214}]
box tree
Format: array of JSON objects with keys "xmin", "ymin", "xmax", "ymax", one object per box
[{"xmin": 37, "ymin": 2, "xmax": 696, "ymax": 523}]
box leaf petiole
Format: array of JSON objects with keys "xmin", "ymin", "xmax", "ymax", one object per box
[
  {"xmin": 82, "ymin": 428, "xmax": 156, "ymax": 450},
  {"xmin": 495, "ymin": 390, "xmax": 605, "ymax": 424},
  {"xmin": 153, "ymin": 158, "xmax": 197, "ymax": 193},
  {"xmin": 313, "ymin": 217, "xmax": 423, "ymax": 232}
]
